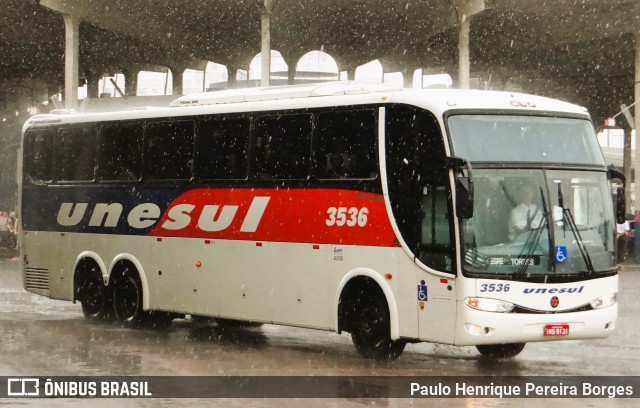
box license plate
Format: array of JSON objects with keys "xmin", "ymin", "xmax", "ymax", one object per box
[{"xmin": 544, "ymin": 324, "xmax": 569, "ymax": 336}]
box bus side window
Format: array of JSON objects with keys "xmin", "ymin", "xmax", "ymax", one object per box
[
  {"xmin": 197, "ymin": 117, "xmax": 249, "ymax": 180},
  {"xmin": 55, "ymin": 126, "xmax": 96, "ymax": 182},
  {"xmin": 143, "ymin": 120, "xmax": 195, "ymax": 180},
  {"xmin": 24, "ymin": 129, "xmax": 55, "ymax": 182},
  {"xmin": 315, "ymin": 110, "xmax": 377, "ymax": 179},
  {"xmin": 385, "ymin": 106, "xmax": 453, "ymax": 272},
  {"xmin": 96, "ymin": 122, "xmax": 143, "ymax": 182},
  {"xmin": 386, "ymin": 107, "xmax": 419, "ymax": 246},
  {"xmin": 252, "ymin": 114, "xmax": 312, "ymax": 180}
]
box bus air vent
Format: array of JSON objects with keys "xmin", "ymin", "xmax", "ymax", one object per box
[{"xmin": 25, "ymin": 267, "xmax": 50, "ymax": 291}]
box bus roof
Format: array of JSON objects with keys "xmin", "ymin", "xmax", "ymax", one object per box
[{"xmin": 25, "ymin": 82, "xmax": 590, "ymax": 127}]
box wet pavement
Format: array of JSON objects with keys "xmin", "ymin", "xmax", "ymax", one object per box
[{"xmin": 1, "ymin": 258, "xmax": 638, "ymax": 407}]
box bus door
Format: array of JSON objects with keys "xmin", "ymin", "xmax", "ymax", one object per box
[
  {"xmin": 415, "ymin": 171, "xmax": 457, "ymax": 343},
  {"xmin": 384, "ymin": 106, "xmax": 457, "ymax": 343}
]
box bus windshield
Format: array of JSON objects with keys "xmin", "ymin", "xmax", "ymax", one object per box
[
  {"xmin": 448, "ymin": 115, "xmax": 604, "ymax": 165},
  {"xmin": 459, "ymin": 169, "xmax": 616, "ymax": 278},
  {"xmin": 448, "ymin": 114, "xmax": 615, "ymax": 278}
]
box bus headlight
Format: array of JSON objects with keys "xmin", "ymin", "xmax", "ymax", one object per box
[
  {"xmin": 464, "ymin": 297, "xmax": 515, "ymax": 313},
  {"xmin": 589, "ymin": 293, "xmax": 617, "ymax": 309}
]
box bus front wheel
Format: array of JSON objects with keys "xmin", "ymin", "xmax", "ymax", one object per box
[
  {"xmin": 476, "ymin": 343, "xmax": 526, "ymax": 358},
  {"xmin": 112, "ymin": 269, "xmax": 145, "ymax": 326},
  {"xmin": 350, "ymin": 295, "xmax": 406, "ymax": 360}
]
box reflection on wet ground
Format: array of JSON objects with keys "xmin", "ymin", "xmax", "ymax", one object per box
[{"xmin": 1, "ymin": 259, "xmax": 639, "ymax": 407}]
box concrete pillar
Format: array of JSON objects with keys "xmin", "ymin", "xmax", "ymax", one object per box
[
  {"xmin": 169, "ymin": 67, "xmax": 184, "ymax": 96},
  {"xmin": 258, "ymin": 0, "xmax": 278, "ymax": 87},
  {"xmin": 288, "ymin": 64, "xmax": 296, "ymax": 85},
  {"xmin": 261, "ymin": 12, "xmax": 271, "ymax": 86},
  {"xmin": 226, "ymin": 66, "xmax": 237, "ymax": 89},
  {"xmin": 85, "ymin": 72, "xmax": 102, "ymax": 99},
  {"xmin": 452, "ymin": 0, "xmax": 484, "ymax": 90},
  {"xmin": 635, "ymin": 32, "xmax": 640, "ymax": 213},
  {"xmin": 345, "ymin": 69, "xmax": 356, "ymax": 81},
  {"xmin": 281, "ymin": 53, "xmax": 301, "ymax": 85},
  {"xmin": 403, "ymin": 68, "xmax": 414, "ymax": 88},
  {"xmin": 63, "ymin": 14, "xmax": 80, "ymax": 109},
  {"xmin": 624, "ymin": 127, "xmax": 632, "ymax": 211},
  {"xmin": 458, "ymin": 15, "xmax": 470, "ymax": 90},
  {"xmin": 123, "ymin": 69, "xmax": 139, "ymax": 96}
]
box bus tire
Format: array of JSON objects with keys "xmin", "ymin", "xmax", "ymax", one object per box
[
  {"xmin": 476, "ymin": 343, "xmax": 525, "ymax": 358},
  {"xmin": 350, "ymin": 293, "xmax": 406, "ymax": 360},
  {"xmin": 78, "ymin": 272, "xmax": 112, "ymax": 322},
  {"xmin": 112, "ymin": 267, "xmax": 145, "ymax": 326}
]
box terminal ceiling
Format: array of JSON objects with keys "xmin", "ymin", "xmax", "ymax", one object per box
[{"xmin": 1, "ymin": 0, "xmax": 639, "ymax": 123}]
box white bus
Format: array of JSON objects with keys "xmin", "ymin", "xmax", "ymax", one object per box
[{"xmin": 19, "ymin": 82, "xmax": 624, "ymax": 359}]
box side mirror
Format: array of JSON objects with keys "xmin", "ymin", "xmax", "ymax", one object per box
[
  {"xmin": 447, "ymin": 156, "xmax": 474, "ymax": 219},
  {"xmin": 456, "ymin": 176, "xmax": 474, "ymax": 219},
  {"xmin": 616, "ymin": 187, "xmax": 626, "ymax": 224},
  {"xmin": 607, "ymin": 166, "xmax": 626, "ymax": 224},
  {"xmin": 607, "ymin": 166, "xmax": 625, "ymax": 183}
]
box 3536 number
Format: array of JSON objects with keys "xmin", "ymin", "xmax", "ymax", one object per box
[
  {"xmin": 479, "ymin": 283, "xmax": 511, "ymax": 293},
  {"xmin": 326, "ymin": 207, "xmax": 368, "ymax": 227}
]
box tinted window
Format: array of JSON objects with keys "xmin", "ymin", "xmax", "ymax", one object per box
[
  {"xmin": 315, "ymin": 110, "xmax": 377, "ymax": 179},
  {"xmin": 24, "ymin": 129, "xmax": 55, "ymax": 181},
  {"xmin": 386, "ymin": 106, "xmax": 452, "ymax": 272},
  {"xmin": 197, "ymin": 117, "xmax": 249, "ymax": 179},
  {"xmin": 253, "ymin": 114, "xmax": 312, "ymax": 179},
  {"xmin": 96, "ymin": 122, "xmax": 143, "ymax": 181},
  {"xmin": 55, "ymin": 126, "xmax": 96, "ymax": 181},
  {"xmin": 144, "ymin": 120, "xmax": 195, "ymax": 180}
]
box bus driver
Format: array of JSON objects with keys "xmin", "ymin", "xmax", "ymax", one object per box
[{"xmin": 508, "ymin": 184, "xmax": 543, "ymax": 240}]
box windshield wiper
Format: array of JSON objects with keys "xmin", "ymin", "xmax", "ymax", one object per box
[
  {"xmin": 516, "ymin": 186, "xmax": 550, "ymax": 276},
  {"xmin": 557, "ymin": 183, "xmax": 595, "ymax": 275}
]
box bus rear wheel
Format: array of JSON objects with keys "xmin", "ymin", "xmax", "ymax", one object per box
[
  {"xmin": 476, "ymin": 343, "xmax": 526, "ymax": 358},
  {"xmin": 78, "ymin": 274, "xmax": 112, "ymax": 321},
  {"xmin": 112, "ymin": 269, "xmax": 145, "ymax": 326},
  {"xmin": 350, "ymin": 295, "xmax": 406, "ymax": 360}
]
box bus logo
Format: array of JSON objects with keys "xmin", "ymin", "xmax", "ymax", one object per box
[
  {"xmin": 56, "ymin": 196, "xmax": 271, "ymax": 234},
  {"xmin": 7, "ymin": 378, "xmax": 40, "ymax": 396}
]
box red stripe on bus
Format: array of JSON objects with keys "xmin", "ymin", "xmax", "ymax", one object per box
[{"xmin": 147, "ymin": 188, "xmax": 398, "ymax": 247}]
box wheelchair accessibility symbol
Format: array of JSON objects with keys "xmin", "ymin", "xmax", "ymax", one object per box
[
  {"xmin": 555, "ymin": 246, "xmax": 568, "ymax": 263},
  {"xmin": 417, "ymin": 285, "xmax": 428, "ymax": 301}
]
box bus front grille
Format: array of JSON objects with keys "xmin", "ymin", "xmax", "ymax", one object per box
[{"xmin": 25, "ymin": 268, "xmax": 50, "ymax": 291}]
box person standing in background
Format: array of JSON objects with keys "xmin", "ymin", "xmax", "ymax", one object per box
[
  {"xmin": 634, "ymin": 212, "xmax": 640, "ymax": 263},
  {"xmin": 0, "ymin": 211, "xmax": 10, "ymax": 249}
]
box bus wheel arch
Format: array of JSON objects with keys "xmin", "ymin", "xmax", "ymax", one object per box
[
  {"xmin": 73, "ymin": 255, "xmax": 112, "ymax": 321},
  {"xmin": 337, "ymin": 273, "xmax": 405, "ymax": 360}
]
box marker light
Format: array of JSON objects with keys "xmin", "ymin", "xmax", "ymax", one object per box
[
  {"xmin": 589, "ymin": 293, "xmax": 617, "ymax": 309},
  {"xmin": 464, "ymin": 297, "xmax": 515, "ymax": 313}
]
